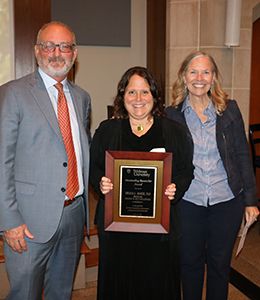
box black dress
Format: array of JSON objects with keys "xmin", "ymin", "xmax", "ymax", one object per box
[{"xmin": 90, "ymin": 117, "xmax": 194, "ymax": 300}]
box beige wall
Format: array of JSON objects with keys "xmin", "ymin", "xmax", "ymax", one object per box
[
  {"xmin": 166, "ymin": 0, "xmax": 260, "ymax": 129},
  {"xmin": 3, "ymin": 0, "xmax": 258, "ymax": 133},
  {"xmin": 75, "ymin": 0, "xmax": 147, "ymax": 134},
  {"xmin": 0, "ymin": 0, "xmax": 14, "ymax": 85}
]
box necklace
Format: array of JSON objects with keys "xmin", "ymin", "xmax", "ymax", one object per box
[
  {"xmin": 137, "ymin": 124, "xmax": 144, "ymax": 132},
  {"xmin": 131, "ymin": 117, "xmax": 153, "ymax": 133}
]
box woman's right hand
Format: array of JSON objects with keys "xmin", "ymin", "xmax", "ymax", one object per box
[{"xmin": 100, "ymin": 176, "xmax": 113, "ymax": 194}]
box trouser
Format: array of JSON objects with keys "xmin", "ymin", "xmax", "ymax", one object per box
[
  {"xmin": 4, "ymin": 197, "xmax": 85, "ymax": 300},
  {"xmin": 179, "ymin": 196, "xmax": 244, "ymax": 300}
]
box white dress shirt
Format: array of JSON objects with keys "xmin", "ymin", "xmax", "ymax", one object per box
[{"xmin": 38, "ymin": 68, "xmax": 84, "ymax": 199}]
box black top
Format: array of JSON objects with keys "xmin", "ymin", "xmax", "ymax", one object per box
[
  {"xmin": 121, "ymin": 118, "xmax": 164, "ymax": 151},
  {"xmin": 90, "ymin": 116, "xmax": 194, "ymax": 300}
]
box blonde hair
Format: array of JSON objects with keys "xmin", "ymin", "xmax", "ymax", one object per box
[{"xmin": 171, "ymin": 51, "xmax": 228, "ymax": 114}]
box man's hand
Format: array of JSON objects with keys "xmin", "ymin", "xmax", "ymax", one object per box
[{"xmin": 3, "ymin": 224, "xmax": 34, "ymax": 253}]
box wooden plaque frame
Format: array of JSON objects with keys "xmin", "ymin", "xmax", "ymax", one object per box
[{"xmin": 105, "ymin": 151, "xmax": 172, "ymax": 233}]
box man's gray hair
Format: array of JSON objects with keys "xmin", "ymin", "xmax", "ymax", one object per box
[{"xmin": 36, "ymin": 21, "xmax": 76, "ymax": 44}]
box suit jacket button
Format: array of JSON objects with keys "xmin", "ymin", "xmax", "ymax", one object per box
[
  {"xmin": 61, "ymin": 187, "xmax": 66, "ymax": 193},
  {"xmin": 63, "ymin": 162, "xmax": 67, "ymax": 167}
]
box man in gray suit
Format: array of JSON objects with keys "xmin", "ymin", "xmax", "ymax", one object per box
[{"xmin": 0, "ymin": 21, "xmax": 91, "ymax": 299}]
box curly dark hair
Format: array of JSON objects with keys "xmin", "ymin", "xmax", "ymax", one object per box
[{"xmin": 113, "ymin": 66, "xmax": 164, "ymax": 119}]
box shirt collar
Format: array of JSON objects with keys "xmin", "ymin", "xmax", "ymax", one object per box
[
  {"xmin": 181, "ymin": 96, "xmax": 192, "ymax": 112},
  {"xmin": 38, "ymin": 67, "xmax": 68, "ymax": 90},
  {"xmin": 205, "ymin": 100, "xmax": 216, "ymax": 120},
  {"xmin": 182, "ymin": 96, "xmax": 216, "ymax": 115}
]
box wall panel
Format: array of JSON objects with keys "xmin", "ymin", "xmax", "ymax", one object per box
[{"xmin": 14, "ymin": 0, "xmax": 51, "ymax": 79}]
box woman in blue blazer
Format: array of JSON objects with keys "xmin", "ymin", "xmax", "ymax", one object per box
[{"xmin": 166, "ymin": 51, "xmax": 259, "ymax": 300}]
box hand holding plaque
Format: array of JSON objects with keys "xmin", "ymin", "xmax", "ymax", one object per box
[{"xmin": 104, "ymin": 150, "xmax": 172, "ymax": 233}]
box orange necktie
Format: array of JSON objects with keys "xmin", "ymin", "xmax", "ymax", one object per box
[{"xmin": 55, "ymin": 82, "xmax": 79, "ymax": 200}]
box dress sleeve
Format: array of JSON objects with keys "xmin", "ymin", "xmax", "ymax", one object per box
[
  {"xmin": 89, "ymin": 123, "xmax": 106, "ymax": 197},
  {"xmin": 225, "ymin": 100, "xmax": 257, "ymax": 206},
  {"xmin": 89, "ymin": 120, "xmax": 120, "ymax": 197},
  {"xmin": 163, "ymin": 119, "xmax": 194, "ymax": 203}
]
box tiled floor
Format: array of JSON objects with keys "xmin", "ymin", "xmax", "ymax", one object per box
[
  {"xmin": 71, "ymin": 278, "xmax": 256, "ymax": 299},
  {"xmin": 230, "ymin": 221, "xmax": 260, "ymax": 299},
  {"xmin": 72, "ymin": 281, "xmax": 97, "ymax": 300},
  {"xmin": 72, "ymin": 221, "xmax": 260, "ymax": 300},
  {"xmin": 232, "ymin": 223, "xmax": 260, "ymax": 285},
  {"xmin": 1, "ymin": 180, "xmax": 259, "ymax": 300},
  {"xmin": 0, "ymin": 218, "xmax": 258, "ymax": 299}
]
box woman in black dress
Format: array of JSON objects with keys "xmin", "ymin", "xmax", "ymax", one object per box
[{"xmin": 90, "ymin": 66, "xmax": 194, "ymax": 300}]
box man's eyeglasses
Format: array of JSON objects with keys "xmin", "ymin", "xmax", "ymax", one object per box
[{"xmin": 37, "ymin": 41, "xmax": 76, "ymax": 53}]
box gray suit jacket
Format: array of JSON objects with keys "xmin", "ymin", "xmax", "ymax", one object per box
[{"xmin": 0, "ymin": 71, "xmax": 91, "ymax": 243}]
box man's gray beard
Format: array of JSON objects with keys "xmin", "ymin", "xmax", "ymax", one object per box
[
  {"xmin": 37, "ymin": 56, "xmax": 75, "ymax": 78},
  {"xmin": 44, "ymin": 64, "xmax": 72, "ymax": 78}
]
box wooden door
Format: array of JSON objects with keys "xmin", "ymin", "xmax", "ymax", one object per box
[
  {"xmin": 250, "ymin": 18, "xmax": 260, "ymax": 124},
  {"xmin": 249, "ymin": 17, "xmax": 260, "ymax": 197},
  {"xmin": 14, "ymin": 0, "xmax": 51, "ymax": 79},
  {"xmin": 147, "ymin": 0, "xmax": 166, "ymax": 103}
]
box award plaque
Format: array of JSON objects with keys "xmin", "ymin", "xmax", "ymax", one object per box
[{"xmin": 104, "ymin": 151, "xmax": 172, "ymax": 233}]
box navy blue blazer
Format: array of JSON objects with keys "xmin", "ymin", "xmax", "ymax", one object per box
[{"xmin": 165, "ymin": 99, "xmax": 257, "ymax": 207}]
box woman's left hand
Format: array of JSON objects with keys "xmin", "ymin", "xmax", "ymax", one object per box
[
  {"xmin": 244, "ymin": 206, "xmax": 259, "ymax": 223},
  {"xmin": 165, "ymin": 183, "xmax": 176, "ymax": 200}
]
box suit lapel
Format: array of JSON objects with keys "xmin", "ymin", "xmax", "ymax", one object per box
[
  {"xmin": 28, "ymin": 72, "xmax": 63, "ymax": 143},
  {"xmin": 69, "ymin": 84, "xmax": 83, "ymax": 122},
  {"xmin": 68, "ymin": 83, "xmax": 90, "ymax": 169},
  {"xmin": 28, "ymin": 72, "xmax": 89, "ymax": 156},
  {"xmin": 69, "ymin": 85, "xmax": 89, "ymax": 144}
]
